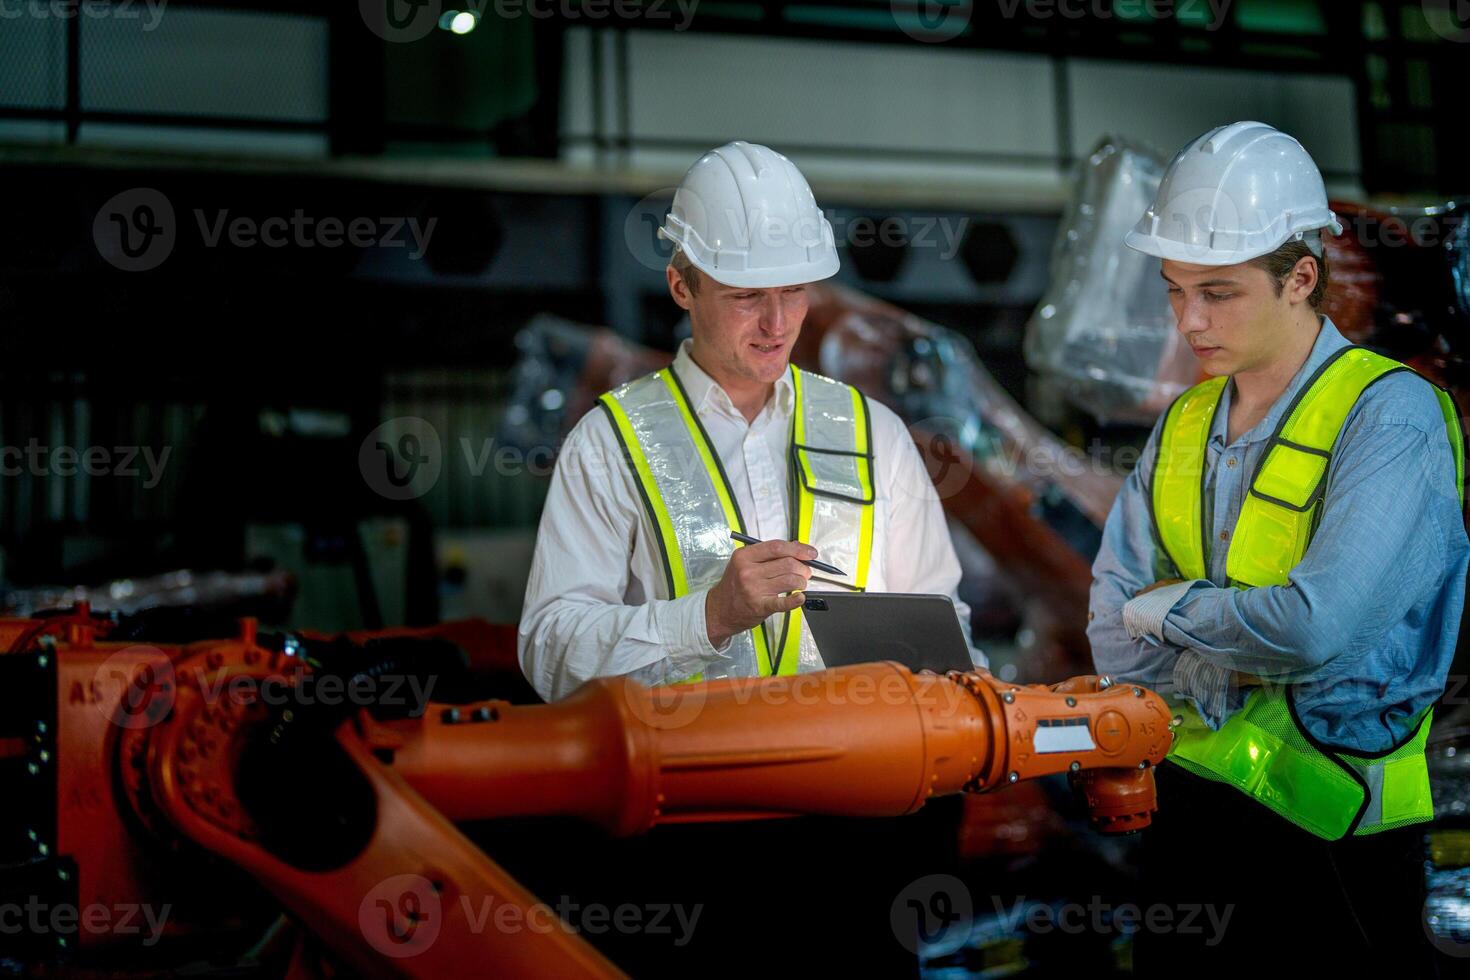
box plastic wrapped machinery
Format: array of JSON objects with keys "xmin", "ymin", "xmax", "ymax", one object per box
[{"xmin": 1023, "ymin": 138, "xmax": 1199, "ymax": 425}]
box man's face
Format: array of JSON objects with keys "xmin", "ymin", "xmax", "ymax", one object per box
[
  {"xmin": 1160, "ymin": 258, "xmax": 1300, "ymax": 377},
  {"xmin": 670, "ymin": 269, "xmax": 811, "ymax": 386}
]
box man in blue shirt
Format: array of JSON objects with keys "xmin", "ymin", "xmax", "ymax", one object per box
[{"xmin": 1090, "ymin": 123, "xmax": 1467, "ymax": 975}]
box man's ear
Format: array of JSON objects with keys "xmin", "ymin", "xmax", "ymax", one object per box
[
  {"xmin": 667, "ymin": 264, "xmax": 693, "ymax": 311},
  {"xmin": 1284, "ymin": 254, "xmax": 1319, "ymax": 305}
]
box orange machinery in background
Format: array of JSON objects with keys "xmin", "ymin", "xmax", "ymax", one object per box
[{"xmin": 4, "ymin": 605, "xmax": 1173, "ymax": 978}]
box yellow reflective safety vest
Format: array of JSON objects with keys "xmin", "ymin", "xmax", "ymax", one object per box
[
  {"xmin": 1150, "ymin": 345, "xmax": 1465, "ymax": 839},
  {"xmin": 598, "ymin": 363, "xmax": 876, "ymax": 681}
]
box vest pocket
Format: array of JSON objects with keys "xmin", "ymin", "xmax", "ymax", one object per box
[
  {"xmin": 1227, "ymin": 493, "xmax": 1313, "ymax": 587},
  {"xmin": 791, "ymin": 442, "xmax": 875, "ymax": 504},
  {"xmin": 1253, "ymin": 440, "xmax": 1329, "ymax": 509}
]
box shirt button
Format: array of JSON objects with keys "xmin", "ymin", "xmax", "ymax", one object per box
[
  {"xmin": 759, "ymin": 487, "xmax": 771, "ymax": 497},
  {"xmin": 1226, "ymin": 457, "xmax": 1237, "ymax": 468},
  {"xmin": 1219, "ymin": 531, "xmax": 1229, "ymax": 542},
  {"xmin": 1087, "ymin": 611, "xmax": 1095, "ymax": 622}
]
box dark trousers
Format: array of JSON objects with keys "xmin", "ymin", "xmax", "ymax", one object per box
[{"xmin": 1132, "ymin": 761, "xmax": 1438, "ymax": 978}]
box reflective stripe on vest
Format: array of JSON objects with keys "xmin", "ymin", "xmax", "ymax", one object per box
[
  {"xmin": 1150, "ymin": 345, "xmax": 1466, "ymax": 839},
  {"xmin": 598, "ymin": 364, "xmax": 875, "ymax": 681}
]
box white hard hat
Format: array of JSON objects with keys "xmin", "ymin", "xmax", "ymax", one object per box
[
  {"xmin": 660, "ymin": 141, "xmax": 840, "ymax": 289},
  {"xmin": 1124, "ymin": 121, "xmax": 1344, "ymax": 266}
]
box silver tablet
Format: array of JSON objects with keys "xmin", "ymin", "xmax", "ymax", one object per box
[{"xmin": 802, "ymin": 592, "xmax": 975, "ymax": 673}]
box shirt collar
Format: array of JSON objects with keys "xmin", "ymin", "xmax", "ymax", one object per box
[
  {"xmin": 1213, "ymin": 315, "xmax": 1350, "ymax": 447},
  {"xmin": 671, "ymin": 338, "xmax": 796, "ymax": 418}
]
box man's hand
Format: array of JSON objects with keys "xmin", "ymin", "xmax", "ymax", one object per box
[
  {"xmin": 706, "ymin": 539, "xmax": 815, "ymax": 648},
  {"xmin": 1134, "ymin": 578, "xmax": 1184, "ymax": 598}
]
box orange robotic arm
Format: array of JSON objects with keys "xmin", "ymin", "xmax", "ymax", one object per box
[
  {"xmin": 22, "ymin": 614, "xmax": 1173, "ymax": 979},
  {"xmin": 379, "ymin": 663, "xmax": 1172, "ymax": 832}
]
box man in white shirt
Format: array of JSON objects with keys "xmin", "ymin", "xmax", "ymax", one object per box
[{"xmin": 519, "ymin": 141, "xmax": 982, "ymax": 702}]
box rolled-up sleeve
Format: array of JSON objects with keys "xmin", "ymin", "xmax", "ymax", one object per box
[{"xmin": 517, "ymin": 412, "xmax": 734, "ymax": 702}]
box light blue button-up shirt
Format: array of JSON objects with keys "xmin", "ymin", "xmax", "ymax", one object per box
[{"xmin": 1088, "ymin": 316, "xmax": 1469, "ymax": 752}]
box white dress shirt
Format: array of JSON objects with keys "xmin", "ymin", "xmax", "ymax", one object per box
[{"xmin": 518, "ymin": 339, "xmax": 983, "ymax": 701}]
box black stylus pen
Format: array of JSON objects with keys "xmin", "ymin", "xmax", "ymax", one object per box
[{"xmin": 729, "ymin": 530, "xmax": 847, "ymax": 577}]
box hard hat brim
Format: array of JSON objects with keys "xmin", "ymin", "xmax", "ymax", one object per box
[
  {"xmin": 1123, "ymin": 225, "xmax": 1341, "ymax": 267},
  {"xmin": 1122, "ymin": 229, "xmax": 1277, "ymax": 265},
  {"xmin": 672, "ymin": 240, "xmax": 841, "ymax": 289}
]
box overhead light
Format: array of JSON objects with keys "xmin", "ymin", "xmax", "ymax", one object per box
[{"xmin": 438, "ymin": 9, "xmax": 478, "ymax": 34}]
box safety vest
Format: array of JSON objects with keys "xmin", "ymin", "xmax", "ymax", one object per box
[
  {"xmin": 598, "ymin": 363, "xmax": 876, "ymax": 681},
  {"xmin": 1150, "ymin": 345, "xmax": 1465, "ymax": 839}
]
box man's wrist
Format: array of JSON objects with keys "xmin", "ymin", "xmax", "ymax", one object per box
[
  {"xmin": 648, "ymin": 593, "xmax": 735, "ymax": 684},
  {"xmin": 703, "ymin": 591, "xmax": 736, "ymax": 651},
  {"xmin": 1122, "ymin": 579, "xmax": 1200, "ymax": 642}
]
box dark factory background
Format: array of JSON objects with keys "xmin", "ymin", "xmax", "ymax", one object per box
[
  {"xmin": 3, "ymin": 1, "xmax": 1465, "ymax": 628},
  {"xmin": 3, "ymin": 2, "xmax": 1470, "ymax": 977}
]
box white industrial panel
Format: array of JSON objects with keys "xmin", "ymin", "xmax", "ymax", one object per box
[
  {"xmin": 623, "ymin": 32, "xmax": 1056, "ymax": 159},
  {"xmin": 1067, "ymin": 60, "xmax": 1360, "ymax": 180},
  {"xmin": 81, "ymin": 8, "xmax": 328, "ymax": 122}
]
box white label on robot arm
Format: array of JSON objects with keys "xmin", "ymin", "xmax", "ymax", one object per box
[{"xmin": 1033, "ymin": 717, "xmax": 1096, "ymax": 754}]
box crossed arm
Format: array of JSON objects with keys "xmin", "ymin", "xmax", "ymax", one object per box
[{"xmin": 1087, "ymin": 411, "xmax": 1456, "ymax": 726}]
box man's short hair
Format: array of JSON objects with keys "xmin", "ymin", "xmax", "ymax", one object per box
[
  {"xmin": 1252, "ymin": 236, "xmax": 1331, "ymax": 310},
  {"xmin": 670, "ymin": 248, "xmax": 703, "ymax": 297}
]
